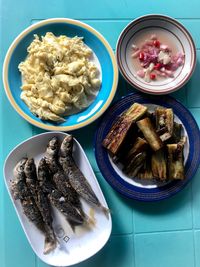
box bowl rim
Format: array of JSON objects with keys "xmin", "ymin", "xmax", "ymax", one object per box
[
  {"xmin": 2, "ymin": 18, "xmax": 119, "ymax": 131},
  {"xmin": 116, "ymin": 14, "xmax": 196, "ymax": 95}
]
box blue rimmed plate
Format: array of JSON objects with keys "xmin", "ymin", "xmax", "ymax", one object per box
[
  {"xmin": 3, "ymin": 18, "xmax": 118, "ymax": 131},
  {"xmin": 94, "ymin": 93, "xmax": 200, "ymax": 202}
]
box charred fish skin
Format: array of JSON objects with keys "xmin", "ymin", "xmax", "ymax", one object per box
[
  {"xmin": 12, "ymin": 159, "xmax": 45, "ymax": 233},
  {"xmin": 24, "ymin": 158, "xmax": 57, "ymax": 253},
  {"xmin": 11, "ymin": 158, "xmax": 29, "ymax": 200},
  {"xmin": 45, "ymin": 137, "xmax": 84, "ymax": 214},
  {"xmin": 59, "ymin": 136, "xmax": 109, "ymax": 216},
  {"xmin": 48, "ymin": 189, "xmax": 84, "ymax": 225},
  {"xmin": 38, "ymin": 158, "xmax": 84, "ymax": 229},
  {"xmin": 45, "ymin": 137, "xmax": 60, "ymax": 174},
  {"xmin": 53, "ymin": 171, "xmax": 83, "ymax": 212},
  {"xmin": 37, "ymin": 158, "xmax": 54, "ymax": 194},
  {"xmin": 59, "ymin": 135, "xmax": 73, "ymax": 158},
  {"xmin": 24, "ymin": 158, "xmax": 38, "ymax": 197},
  {"xmin": 59, "ymin": 136, "xmax": 99, "ymax": 206}
]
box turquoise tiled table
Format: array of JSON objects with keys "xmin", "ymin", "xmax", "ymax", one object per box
[{"xmin": 1, "ymin": 1, "xmax": 200, "ymax": 267}]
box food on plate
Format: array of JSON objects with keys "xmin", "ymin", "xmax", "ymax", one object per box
[
  {"xmin": 137, "ymin": 117, "xmax": 163, "ymax": 151},
  {"xmin": 24, "ymin": 158, "xmax": 57, "ymax": 254},
  {"xmin": 102, "ymin": 103, "xmax": 186, "ymax": 181},
  {"xmin": 170, "ymin": 122, "xmax": 182, "ymax": 143},
  {"xmin": 167, "ymin": 137, "xmax": 186, "ymax": 180},
  {"xmin": 11, "ymin": 159, "xmax": 57, "ymax": 254},
  {"xmin": 102, "ymin": 103, "xmax": 147, "ymax": 155},
  {"xmin": 11, "ymin": 135, "xmax": 107, "ymax": 254},
  {"xmin": 151, "ymin": 149, "xmax": 167, "ymax": 180},
  {"xmin": 131, "ymin": 34, "xmax": 185, "ymax": 82},
  {"xmin": 44, "ymin": 136, "xmax": 90, "ymax": 228},
  {"xmin": 155, "ymin": 107, "xmax": 174, "ymax": 141},
  {"xmin": 48, "ymin": 188, "xmax": 85, "ymax": 225},
  {"xmin": 59, "ymin": 135, "xmax": 109, "ymax": 218},
  {"xmin": 18, "ymin": 32, "xmax": 101, "ymax": 122}
]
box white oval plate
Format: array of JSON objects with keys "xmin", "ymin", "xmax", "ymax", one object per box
[{"xmin": 4, "ymin": 132, "xmax": 111, "ymax": 266}]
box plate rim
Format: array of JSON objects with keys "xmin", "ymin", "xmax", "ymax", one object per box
[
  {"xmin": 2, "ymin": 18, "xmax": 118, "ymax": 131},
  {"xmin": 94, "ymin": 92, "xmax": 200, "ymax": 202}
]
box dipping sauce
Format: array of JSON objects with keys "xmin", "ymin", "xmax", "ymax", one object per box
[{"xmin": 131, "ymin": 32, "xmax": 185, "ymax": 82}]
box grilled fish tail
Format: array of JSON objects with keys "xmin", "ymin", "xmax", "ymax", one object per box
[
  {"xmin": 44, "ymin": 233, "xmax": 57, "ymax": 254},
  {"xmin": 100, "ymin": 206, "xmax": 110, "ymax": 220}
]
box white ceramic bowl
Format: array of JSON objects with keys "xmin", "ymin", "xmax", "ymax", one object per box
[
  {"xmin": 4, "ymin": 132, "xmax": 112, "ymax": 266},
  {"xmin": 116, "ymin": 14, "xmax": 196, "ymax": 95}
]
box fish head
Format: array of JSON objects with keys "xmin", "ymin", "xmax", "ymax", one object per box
[
  {"xmin": 60, "ymin": 135, "xmax": 73, "ymax": 157},
  {"xmin": 24, "ymin": 158, "xmax": 36, "ymax": 176},
  {"xmin": 46, "ymin": 137, "xmax": 59, "ymax": 157},
  {"xmin": 38, "ymin": 158, "xmax": 50, "ymax": 177},
  {"xmin": 13, "ymin": 158, "xmax": 28, "ymax": 179}
]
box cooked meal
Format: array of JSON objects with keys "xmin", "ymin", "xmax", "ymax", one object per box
[
  {"xmin": 18, "ymin": 32, "xmax": 101, "ymax": 122},
  {"xmin": 102, "ymin": 102, "xmax": 186, "ymax": 181},
  {"xmin": 131, "ymin": 34, "xmax": 185, "ymax": 82},
  {"xmin": 11, "ymin": 135, "xmax": 108, "ymax": 254}
]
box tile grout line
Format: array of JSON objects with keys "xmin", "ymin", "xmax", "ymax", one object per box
[
  {"xmin": 190, "ymin": 182, "xmax": 197, "ymax": 267},
  {"xmin": 31, "ymin": 18, "xmax": 200, "ymax": 22},
  {"xmin": 133, "ymin": 228, "xmax": 194, "ymax": 235},
  {"xmin": 111, "ymin": 233, "xmax": 133, "ymax": 237},
  {"xmin": 35, "ymin": 255, "xmax": 38, "ymax": 267},
  {"xmin": 132, "ymin": 233, "xmax": 136, "ymax": 267}
]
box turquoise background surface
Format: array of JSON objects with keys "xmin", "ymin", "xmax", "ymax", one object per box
[{"xmin": 1, "ymin": 1, "xmax": 200, "ymax": 267}]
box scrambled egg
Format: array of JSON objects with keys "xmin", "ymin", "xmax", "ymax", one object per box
[{"xmin": 18, "ymin": 32, "xmax": 101, "ymax": 122}]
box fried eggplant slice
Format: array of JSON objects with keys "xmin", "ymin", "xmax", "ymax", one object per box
[
  {"xmin": 102, "ymin": 103, "xmax": 147, "ymax": 155},
  {"xmin": 137, "ymin": 155, "xmax": 154, "ymax": 179},
  {"xmin": 151, "ymin": 149, "xmax": 167, "ymax": 180},
  {"xmin": 156, "ymin": 107, "xmax": 174, "ymax": 141},
  {"xmin": 126, "ymin": 137, "xmax": 148, "ymax": 162},
  {"xmin": 124, "ymin": 152, "xmax": 147, "ymax": 177},
  {"xmin": 167, "ymin": 143, "xmax": 185, "ymax": 180},
  {"xmin": 137, "ymin": 117, "xmax": 163, "ymax": 151},
  {"xmin": 113, "ymin": 124, "xmax": 138, "ymax": 164},
  {"xmin": 169, "ymin": 122, "xmax": 182, "ymax": 143}
]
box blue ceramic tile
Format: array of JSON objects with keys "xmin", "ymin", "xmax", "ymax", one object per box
[
  {"xmin": 73, "ymin": 235, "xmax": 134, "ymax": 267},
  {"xmin": 84, "ymin": 20, "xmax": 129, "ymax": 50},
  {"xmin": 3, "ymin": 0, "xmax": 200, "ymax": 20},
  {"xmin": 2, "ymin": 93, "xmax": 33, "ymax": 158},
  {"xmin": 191, "ymin": 168, "xmax": 200, "ymax": 229},
  {"xmin": 134, "ymin": 231, "xmax": 195, "ymax": 267},
  {"xmin": 170, "ymin": 85, "xmax": 187, "ymax": 106},
  {"xmin": 72, "ymin": 122, "xmax": 100, "ymax": 172},
  {"xmin": 36, "ymin": 259, "xmax": 48, "ymax": 267},
  {"xmin": 133, "ymin": 185, "xmax": 192, "ymax": 233},
  {"xmin": 187, "ymin": 51, "xmax": 200, "ymax": 108},
  {"xmin": 194, "ymin": 230, "xmax": 200, "ymax": 267},
  {"xmin": 95, "ymin": 172, "xmax": 133, "ymax": 235},
  {"xmin": 189, "ymin": 108, "xmax": 200, "ymax": 127},
  {"xmin": 179, "ymin": 19, "xmax": 200, "ymax": 49}
]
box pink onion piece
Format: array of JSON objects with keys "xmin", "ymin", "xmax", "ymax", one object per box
[
  {"xmin": 132, "ymin": 50, "xmax": 141, "ymax": 58},
  {"xmin": 137, "ymin": 69, "xmax": 145, "ymax": 78},
  {"xmin": 132, "ymin": 35, "xmax": 185, "ymax": 82}
]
